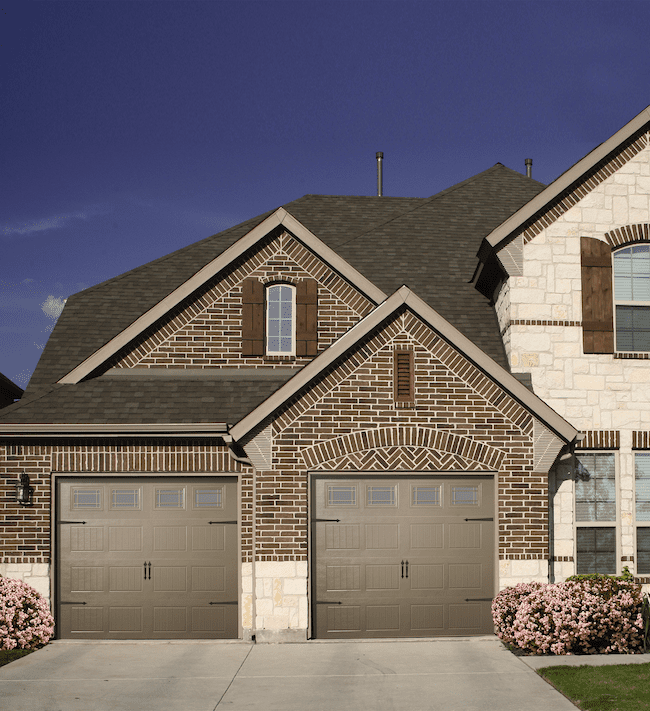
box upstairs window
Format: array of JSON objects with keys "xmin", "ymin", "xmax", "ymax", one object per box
[
  {"xmin": 614, "ymin": 244, "xmax": 650, "ymax": 351},
  {"xmin": 266, "ymin": 284, "xmax": 295, "ymax": 355}
]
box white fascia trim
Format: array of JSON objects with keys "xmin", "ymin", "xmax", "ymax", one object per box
[
  {"xmin": 230, "ymin": 285, "xmax": 579, "ymax": 444},
  {"xmin": 0, "ymin": 422, "xmax": 228, "ymax": 435},
  {"xmin": 486, "ymin": 106, "xmax": 650, "ymax": 252},
  {"xmin": 58, "ymin": 208, "xmax": 387, "ymax": 385}
]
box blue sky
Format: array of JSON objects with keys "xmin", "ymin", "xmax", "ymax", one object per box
[{"xmin": 2, "ymin": 0, "xmax": 650, "ymax": 387}]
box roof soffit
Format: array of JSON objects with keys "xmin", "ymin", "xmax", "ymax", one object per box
[
  {"xmin": 484, "ymin": 106, "xmax": 650, "ymax": 256},
  {"xmin": 229, "ymin": 286, "xmax": 579, "ymax": 445},
  {"xmin": 57, "ymin": 209, "xmax": 388, "ymax": 385}
]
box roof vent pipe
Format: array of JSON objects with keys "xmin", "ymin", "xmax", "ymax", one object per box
[
  {"xmin": 376, "ymin": 152, "xmax": 383, "ymax": 196},
  {"xmin": 525, "ymin": 158, "xmax": 533, "ymax": 178}
]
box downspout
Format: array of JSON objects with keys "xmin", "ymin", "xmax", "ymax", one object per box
[{"xmin": 226, "ymin": 439, "xmax": 257, "ymax": 642}]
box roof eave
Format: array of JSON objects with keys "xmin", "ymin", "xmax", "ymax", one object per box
[
  {"xmin": 57, "ymin": 209, "xmax": 388, "ymax": 386},
  {"xmin": 230, "ymin": 286, "xmax": 579, "ymax": 445},
  {"xmin": 485, "ymin": 105, "xmax": 650, "ymax": 252},
  {"xmin": 0, "ymin": 422, "xmax": 229, "ymax": 437}
]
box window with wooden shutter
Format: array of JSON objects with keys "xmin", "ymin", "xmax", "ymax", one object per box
[
  {"xmin": 296, "ymin": 279, "xmax": 318, "ymax": 356},
  {"xmin": 241, "ymin": 278, "xmax": 265, "ymax": 355},
  {"xmin": 394, "ymin": 349, "xmax": 414, "ymax": 402},
  {"xmin": 581, "ymin": 236, "xmax": 614, "ymax": 354}
]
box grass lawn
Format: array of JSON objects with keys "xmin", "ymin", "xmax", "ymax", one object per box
[
  {"xmin": 0, "ymin": 649, "xmax": 35, "ymax": 668},
  {"xmin": 538, "ymin": 663, "xmax": 650, "ymax": 711}
]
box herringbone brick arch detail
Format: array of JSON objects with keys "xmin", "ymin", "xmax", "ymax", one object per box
[{"xmin": 301, "ymin": 427, "xmax": 505, "ymax": 470}]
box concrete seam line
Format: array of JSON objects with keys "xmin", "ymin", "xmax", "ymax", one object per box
[{"xmin": 213, "ymin": 644, "xmax": 255, "ymax": 710}]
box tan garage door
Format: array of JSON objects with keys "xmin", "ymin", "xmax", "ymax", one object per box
[
  {"xmin": 57, "ymin": 477, "xmax": 238, "ymax": 639},
  {"xmin": 312, "ymin": 476, "xmax": 494, "ymax": 638}
]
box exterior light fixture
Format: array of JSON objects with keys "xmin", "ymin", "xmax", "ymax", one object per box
[{"xmin": 15, "ymin": 471, "xmax": 34, "ymax": 506}]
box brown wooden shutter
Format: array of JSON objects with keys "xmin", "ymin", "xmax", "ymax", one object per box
[
  {"xmin": 296, "ymin": 279, "xmax": 318, "ymax": 356},
  {"xmin": 581, "ymin": 236, "xmax": 614, "ymax": 354},
  {"xmin": 394, "ymin": 349, "xmax": 414, "ymax": 402},
  {"xmin": 241, "ymin": 278, "xmax": 264, "ymax": 355}
]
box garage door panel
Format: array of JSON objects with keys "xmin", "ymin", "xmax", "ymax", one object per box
[
  {"xmin": 313, "ymin": 476, "xmax": 494, "ymax": 638},
  {"xmin": 58, "ymin": 477, "xmax": 238, "ymax": 640}
]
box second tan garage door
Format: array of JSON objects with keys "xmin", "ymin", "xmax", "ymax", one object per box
[
  {"xmin": 312, "ymin": 475, "xmax": 494, "ymax": 638},
  {"xmin": 57, "ymin": 476, "xmax": 238, "ymax": 639}
]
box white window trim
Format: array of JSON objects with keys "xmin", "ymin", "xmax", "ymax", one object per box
[
  {"xmin": 634, "ymin": 452, "xmax": 650, "ymax": 575},
  {"xmin": 574, "ymin": 450, "xmax": 620, "ymax": 575},
  {"xmin": 265, "ymin": 283, "xmax": 296, "ymax": 356},
  {"xmin": 613, "ymin": 245, "xmax": 650, "ymax": 353}
]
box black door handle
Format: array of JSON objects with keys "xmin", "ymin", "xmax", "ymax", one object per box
[
  {"xmin": 148, "ymin": 562, "xmax": 151, "ymax": 580},
  {"xmin": 401, "ymin": 560, "xmax": 404, "ymax": 578},
  {"xmin": 144, "ymin": 561, "xmax": 147, "ymax": 580},
  {"xmin": 405, "ymin": 560, "xmax": 409, "ymax": 579}
]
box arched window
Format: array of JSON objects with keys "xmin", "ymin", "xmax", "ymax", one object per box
[
  {"xmin": 266, "ymin": 283, "xmax": 295, "ymax": 355},
  {"xmin": 613, "ymin": 244, "xmax": 650, "ymax": 351}
]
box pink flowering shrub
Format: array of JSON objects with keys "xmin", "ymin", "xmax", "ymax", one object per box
[
  {"xmin": 0, "ymin": 576, "xmax": 54, "ymax": 650},
  {"xmin": 492, "ymin": 577, "xmax": 644, "ymax": 655}
]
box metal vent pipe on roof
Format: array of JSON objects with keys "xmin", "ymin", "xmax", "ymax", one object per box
[
  {"xmin": 376, "ymin": 152, "xmax": 383, "ymax": 196},
  {"xmin": 525, "ymin": 158, "xmax": 533, "ymax": 178}
]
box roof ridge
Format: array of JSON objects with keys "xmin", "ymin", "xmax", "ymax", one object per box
[{"xmin": 309, "ymin": 164, "xmax": 534, "ymax": 252}]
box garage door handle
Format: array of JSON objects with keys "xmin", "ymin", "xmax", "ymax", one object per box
[
  {"xmin": 464, "ymin": 518, "xmax": 493, "ymax": 521},
  {"xmin": 144, "ymin": 562, "xmax": 151, "ymax": 580},
  {"xmin": 401, "ymin": 560, "xmax": 404, "ymax": 578},
  {"xmin": 405, "ymin": 560, "xmax": 409, "ymax": 579}
]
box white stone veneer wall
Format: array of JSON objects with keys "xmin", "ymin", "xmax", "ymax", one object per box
[
  {"xmin": 241, "ymin": 561, "xmax": 308, "ymax": 641},
  {"xmin": 501, "ymin": 140, "xmax": 650, "ymax": 576},
  {"xmin": 0, "ymin": 563, "xmax": 51, "ymax": 604},
  {"xmin": 499, "ymin": 559, "xmax": 548, "ymax": 589}
]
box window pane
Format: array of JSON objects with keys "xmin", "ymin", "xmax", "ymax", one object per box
[
  {"xmin": 111, "ymin": 489, "xmax": 140, "ymax": 509},
  {"xmin": 637, "ymin": 528, "xmax": 650, "ymax": 575},
  {"xmin": 575, "ymin": 453, "xmax": 616, "ymax": 521},
  {"xmin": 412, "ymin": 486, "xmax": 441, "ymax": 506},
  {"xmin": 635, "ymin": 454, "xmax": 650, "ymax": 521},
  {"xmin": 73, "ymin": 489, "xmax": 102, "ymax": 509},
  {"xmin": 155, "ymin": 488, "xmax": 185, "ymax": 508},
  {"xmin": 367, "ymin": 486, "xmax": 396, "ymax": 506},
  {"xmin": 266, "ymin": 285, "xmax": 294, "ymax": 353},
  {"xmin": 451, "ymin": 486, "xmax": 478, "ymax": 505},
  {"xmin": 576, "ymin": 528, "xmax": 616, "ymax": 574},
  {"xmin": 328, "ymin": 485, "xmax": 356, "ymax": 506},
  {"xmin": 617, "ymin": 306, "xmax": 650, "ymax": 351}
]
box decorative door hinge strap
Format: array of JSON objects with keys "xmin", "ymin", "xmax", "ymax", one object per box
[
  {"xmin": 209, "ymin": 601, "xmax": 238, "ymax": 605},
  {"xmin": 60, "ymin": 601, "xmax": 87, "ymax": 605},
  {"xmin": 59, "ymin": 521, "xmax": 87, "ymax": 525},
  {"xmin": 313, "ymin": 518, "xmax": 341, "ymax": 523},
  {"xmin": 463, "ymin": 517, "xmax": 493, "ymax": 521},
  {"xmin": 209, "ymin": 520, "xmax": 237, "ymax": 524},
  {"xmin": 464, "ymin": 598, "xmax": 493, "ymax": 602},
  {"xmin": 315, "ymin": 601, "xmax": 342, "ymax": 605}
]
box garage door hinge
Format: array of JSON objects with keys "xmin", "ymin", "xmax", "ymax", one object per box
[
  {"xmin": 463, "ymin": 517, "xmax": 493, "ymax": 521},
  {"xmin": 60, "ymin": 601, "xmax": 87, "ymax": 605},
  {"xmin": 315, "ymin": 601, "xmax": 342, "ymax": 605},
  {"xmin": 464, "ymin": 598, "xmax": 493, "ymax": 602},
  {"xmin": 209, "ymin": 601, "xmax": 238, "ymax": 605},
  {"xmin": 59, "ymin": 520, "xmax": 87, "ymax": 525},
  {"xmin": 208, "ymin": 520, "xmax": 237, "ymax": 524},
  {"xmin": 312, "ymin": 518, "xmax": 341, "ymax": 523}
]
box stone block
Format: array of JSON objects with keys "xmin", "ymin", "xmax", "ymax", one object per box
[
  {"xmin": 282, "ymin": 595, "xmax": 300, "ymax": 608},
  {"xmin": 574, "ymin": 374, "xmax": 605, "ymax": 391},
  {"xmin": 511, "ymin": 559, "xmax": 542, "ymax": 577},
  {"xmin": 256, "ymin": 561, "xmax": 296, "ymax": 578},
  {"xmin": 256, "ymin": 598, "xmax": 274, "ymax": 616},
  {"xmin": 561, "ymin": 207, "xmax": 581, "ymax": 223},
  {"xmin": 283, "ymin": 577, "xmax": 307, "ymax": 595},
  {"xmin": 273, "ymin": 579, "xmax": 283, "ymax": 606},
  {"xmin": 261, "ymin": 612, "xmax": 291, "ymax": 630},
  {"xmin": 555, "ymin": 263, "xmax": 580, "ymax": 280},
  {"xmin": 553, "ymin": 540, "xmax": 573, "ymax": 557},
  {"xmin": 518, "ymin": 304, "xmax": 552, "ymax": 319},
  {"xmin": 242, "ymin": 575, "xmax": 252, "ymax": 594},
  {"xmin": 241, "ymin": 594, "xmax": 252, "ymax": 628}
]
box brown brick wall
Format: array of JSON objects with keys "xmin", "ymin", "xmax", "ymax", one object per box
[
  {"xmin": 114, "ymin": 231, "xmax": 375, "ymax": 370},
  {"xmin": 0, "ymin": 443, "xmax": 250, "ymax": 563},
  {"xmin": 248, "ymin": 310, "xmax": 548, "ymax": 561}
]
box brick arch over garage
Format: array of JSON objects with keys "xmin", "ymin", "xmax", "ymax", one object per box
[
  {"xmin": 605, "ymin": 223, "xmax": 650, "ymax": 248},
  {"xmin": 300, "ymin": 427, "xmax": 506, "ymax": 471}
]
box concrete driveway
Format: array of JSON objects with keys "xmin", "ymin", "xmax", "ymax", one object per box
[{"xmin": 0, "ymin": 637, "xmax": 578, "ymax": 711}]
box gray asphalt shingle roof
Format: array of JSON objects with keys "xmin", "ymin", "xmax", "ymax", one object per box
[{"xmin": 5, "ymin": 164, "xmax": 545, "ymax": 426}]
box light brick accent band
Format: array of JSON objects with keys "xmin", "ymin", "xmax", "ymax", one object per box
[
  {"xmin": 501, "ymin": 319, "xmax": 582, "ymax": 336},
  {"xmin": 576, "ymin": 430, "xmax": 620, "ymax": 450}
]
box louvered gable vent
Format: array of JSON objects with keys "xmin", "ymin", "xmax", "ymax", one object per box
[{"xmin": 394, "ymin": 349, "xmax": 414, "ymax": 402}]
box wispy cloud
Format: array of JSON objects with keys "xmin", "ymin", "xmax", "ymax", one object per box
[
  {"xmin": 3, "ymin": 206, "xmax": 106, "ymax": 237},
  {"xmin": 41, "ymin": 295, "xmax": 66, "ymax": 320}
]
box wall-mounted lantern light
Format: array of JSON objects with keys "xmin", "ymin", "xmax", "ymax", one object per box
[{"xmin": 15, "ymin": 471, "xmax": 34, "ymax": 506}]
